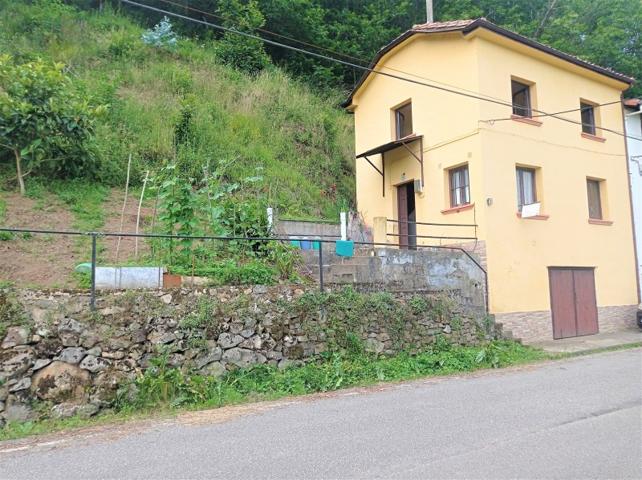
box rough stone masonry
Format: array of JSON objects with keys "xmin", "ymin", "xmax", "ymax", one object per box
[{"xmin": 0, "ymin": 286, "xmax": 493, "ymax": 426}]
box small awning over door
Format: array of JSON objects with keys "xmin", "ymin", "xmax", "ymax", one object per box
[{"xmin": 355, "ymin": 134, "xmax": 424, "ymax": 197}]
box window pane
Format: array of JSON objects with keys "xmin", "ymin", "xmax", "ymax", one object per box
[
  {"xmin": 523, "ymin": 170, "xmax": 535, "ymax": 204},
  {"xmin": 516, "ymin": 168, "xmax": 537, "ymax": 209},
  {"xmin": 450, "ymin": 166, "xmax": 470, "ymax": 207},
  {"xmin": 587, "ymin": 180, "xmax": 602, "ymax": 219},
  {"xmin": 580, "ymin": 103, "xmax": 596, "ymax": 135},
  {"xmin": 511, "ymin": 80, "xmax": 531, "ymax": 117},
  {"xmin": 395, "ymin": 103, "xmax": 412, "ymax": 139}
]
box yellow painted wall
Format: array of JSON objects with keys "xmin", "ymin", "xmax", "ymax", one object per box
[
  {"xmin": 472, "ymin": 32, "xmax": 638, "ymax": 313},
  {"xmin": 350, "ymin": 29, "xmax": 638, "ymax": 317},
  {"xmin": 352, "ymin": 33, "xmax": 485, "ymax": 242}
]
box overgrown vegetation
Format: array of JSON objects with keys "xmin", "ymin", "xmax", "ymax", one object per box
[
  {"xmin": 99, "ymin": 0, "xmax": 642, "ymax": 97},
  {"xmin": 118, "ymin": 339, "xmax": 545, "ymax": 412},
  {"xmin": 0, "ymin": 337, "xmax": 546, "ymax": 441},
  {"xmin": 0, "ymin": 0, "xmax": 354, "ymax": 219}
]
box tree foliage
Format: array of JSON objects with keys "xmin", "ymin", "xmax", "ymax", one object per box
[
  {"xmin": 213, "ymin": 0, "xmax": 271, "ymax": 74},
  {"xmin": 0, "ymin": 55, "xmax": 105, "ymax": 194},
  {"xmin": 120, "ymin": 0, "xmax": 641, "ymax": 96}
]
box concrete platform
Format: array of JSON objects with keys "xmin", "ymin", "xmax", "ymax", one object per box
[{"xmin": 529, "ymin": 329, "xmax": 642, "ymax": 353}]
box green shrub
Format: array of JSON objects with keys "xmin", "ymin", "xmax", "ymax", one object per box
[
  {"xmin": 171, "ymin": 259, "xmax": 276, "ymax": 286},
  {"xmin": 118, "ymin": 341, "xmax": 546, "ymax": 412}
]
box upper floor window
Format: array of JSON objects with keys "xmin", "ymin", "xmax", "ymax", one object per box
[
  {"xmin": 587, "ymin": 179, "xmax": 603, "ymax": 220},
  {"xmin": 511, "ymin": 80, "xmax": 532, "ymax": 117},
  {"xmin": 449, "ymin": 165, "xmax": 470, "ymax": 207},
  {"xmin": 516, "ymin": 167, "xmax": 537, "ymax": 210},
  {"xmin": 394, "ymin": 102, "xmax": 413, "ymax": 139},
  {"xmin": 580, "ymin": 102, "xmax": 596, "ymax": 135}
]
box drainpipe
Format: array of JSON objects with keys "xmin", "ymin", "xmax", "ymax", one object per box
[{"xmin": 621, "ymin": 94, "xmax": 642, "ymax": 304}]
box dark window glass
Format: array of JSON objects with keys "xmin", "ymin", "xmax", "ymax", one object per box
[
  {"xmin": 449, "ymin": 165, "xmax": 470, "ymax": 207},
  {"xmin": 395, "ymin": 103, "xmax": 413, "ymax": 139},
  {"xmin": 511, "ymin": 80, "xmax": 532, "ymax": 117},
  {"xmin": 580, "ymin": 102, "xmax": 596, "ymax": 135},
  {"xmin": 516, "ymin": 167, "xmax": 537, "ymax": 210},
  {"xmin": 587, "ymin": 179, "xmax": 602, "ymax": 219}
]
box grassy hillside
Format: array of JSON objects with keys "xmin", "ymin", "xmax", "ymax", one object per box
[{"xmin": 0, "ymin": 0, "xmax": 354, "ymax": 219}]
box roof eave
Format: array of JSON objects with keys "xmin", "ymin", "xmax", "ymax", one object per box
[
  {"xmin": 342, "ymin": 19, "xmax": 634, "ymax": 109},
  {"xmin": 463, "ymin": 19, "xmax": 635, "ymax": 86}
]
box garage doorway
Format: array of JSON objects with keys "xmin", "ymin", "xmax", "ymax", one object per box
[
  {"xmin": 396, "ymin": 182, "xmax": 416, "ymax": 250},
  {"xmin": 548, "ymin": 267, "xmax": 598, "ymax": 339}
]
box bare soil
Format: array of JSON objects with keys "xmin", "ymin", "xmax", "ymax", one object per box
[
  {"xmin": 0, "ymin": 192, "xmax": 77, "ymax": 288},
  {"xmin": 0, "ymin": 189, "xmax": 154, "ymax": 288}
]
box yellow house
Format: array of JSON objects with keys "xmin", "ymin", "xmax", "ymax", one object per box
[{"xmin": 344, "ymin": 18, "xmax": 640, "ymax": 341}]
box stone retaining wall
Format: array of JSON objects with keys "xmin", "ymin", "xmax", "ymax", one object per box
[{"xmin": 0, "ymin": 286, "xmax": 492, "ymax": 426}]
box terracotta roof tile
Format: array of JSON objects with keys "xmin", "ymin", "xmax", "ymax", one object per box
[
  {"xmin": 412, "ymin": 19, "xmax": 478, "ymax": 33},
  {"xmin": 343, "ymin": 18, "xmax": 634, "ymax": 108},
  {"xmin": 624, "ymin": 98, "xmax": 641, "ymax": 107}
]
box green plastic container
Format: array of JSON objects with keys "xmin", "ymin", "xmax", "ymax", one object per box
[{"xmin": 335, "ymin": 240, "xmax": 354, "ymax": 257}]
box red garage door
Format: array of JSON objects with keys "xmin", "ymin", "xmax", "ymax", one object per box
[{"xmin": 548, "ymin": 268, "xmax": 598, "ymax": 339}]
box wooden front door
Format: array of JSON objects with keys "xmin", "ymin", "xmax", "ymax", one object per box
[
  {"xmin": 549, "ymin": 268, "xmax": 598, "ymax": 339},
  {"xmin": 396, "ymin": 182, "xmax": 416, "ymax": 249}
]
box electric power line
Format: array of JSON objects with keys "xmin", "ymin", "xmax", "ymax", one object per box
[
  {"xmin": 148, "ymin": 0, "xmax": 370, "ymax": 65},
  {"xmin": 147, "ymin": 0, "xmax": 629, "ymax": 123},
  {"xmin": 121, "ymin": 0, "xmax": 641, "ymax": 141},
  {"xmin": 146, "ymin": 0, "xmax": 516, "ymax": 106}
]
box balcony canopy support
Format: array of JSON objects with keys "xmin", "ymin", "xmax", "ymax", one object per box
[{"xmin": 355, "ymin": 134, "xmax": 424, "ymax": 198}]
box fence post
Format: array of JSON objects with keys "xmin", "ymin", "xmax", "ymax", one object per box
[
  {"xmin": 318, "ymin": 241, "xmax": 324, "ymax": 293},
  {"xmin": 267, "ymin": 207, "xmax": 274, "ymax": 234},
  {"xmin": 90, "ymin": 233, "xmax": 97, "ymax": 311}
]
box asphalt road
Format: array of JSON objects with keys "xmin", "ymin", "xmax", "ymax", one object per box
[{"xmin": 1, "ymin": 348, "xmax": 641, "ymax": 479}]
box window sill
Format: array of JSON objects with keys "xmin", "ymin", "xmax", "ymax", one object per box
[
  {"xmin": 581, "ymin": 132, "xmax": 606, "ymax": 143},
  {"xmin": 441, "ymin": 203, "xmax": 474, "ymax": 215},
  {"xmin": 588, "ymin": 219, "xmax": 613, "ymax": 226},
  {"xmin": 516, "ymin": 212, "xmax": 549, "ymax": 220},
  {"xmin": 511, "ymin": 114, "xmax": 543, "ymax": 127}
]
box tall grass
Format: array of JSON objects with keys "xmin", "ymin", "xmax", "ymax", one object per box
[
  {"xmin": 0, "ymin": 1, "xmax": 355, "ymax": 219},
  {"xmin": 119, "ymin": 340, "xmax": 546, "ymax": 411}
]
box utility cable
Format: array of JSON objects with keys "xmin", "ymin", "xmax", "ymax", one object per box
[{"xmin": 121, "ymin": 0, "xmax": 641, "ymax": 141}]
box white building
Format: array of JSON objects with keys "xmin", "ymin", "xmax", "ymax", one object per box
[{"xmin": 624, "ymin": 99, "xmax": 642, "ymax": 292}]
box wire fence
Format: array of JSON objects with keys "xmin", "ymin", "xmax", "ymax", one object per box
[{"xmin": 0, "ymin": 227, "xmax": 487, "ymax": 313}]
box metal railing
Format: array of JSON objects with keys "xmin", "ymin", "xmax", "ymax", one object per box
[
  {"xmin": 386, "ymin": 218, "xmax": 478, "ymax": 241},
  {"xmin": 0, "ymin": 226, "xmax": 488, "ymax": 313}
]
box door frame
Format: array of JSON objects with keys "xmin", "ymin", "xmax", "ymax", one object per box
[
  {"xmin": 395, "ymin": 180, "xmax": 416, "ymax": 250},
  {"xmin": 548, "ymin": 266, "xmax": 599, "ymax": 339}
]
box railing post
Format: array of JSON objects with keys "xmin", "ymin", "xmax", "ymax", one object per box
[
  {"xmin": 90, "ymin": 233, "xmax": 97, "ymax": 311},
  {"xmin": 372, "ymin": 217, "xmax": 388, "ymax": 245},
  {"xmin": 318, "ymin": 241, "xmax": 324, "ymax": 293}
]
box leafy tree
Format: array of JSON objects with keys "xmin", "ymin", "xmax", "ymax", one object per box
[
  {"xmin": 214, "ymin": 0, "xmax": 271, "ymax": 74},
  {"xmin": 0, "ymin": 55, "xmax": 104, "ymax": 195}
]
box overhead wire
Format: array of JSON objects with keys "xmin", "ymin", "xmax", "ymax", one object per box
[
  {"xmin": 121, "ymin": 0, "xmax": 641, "ymax": 141},
  {"xmin": 147, "ymin": 0, "xmax": 630, "ymax": 121}
]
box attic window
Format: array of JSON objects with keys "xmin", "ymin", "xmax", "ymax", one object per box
[
  {"xmin": 394, "ymin": 102, "xmax": 413, "ymax": 139},
  {"xmin": 511, "ymin": 80, "xmax": 532, "ymax": 117},
  {"xmin": 580, "ymin": 102, "xmax": 596, "ymax": 135}
]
